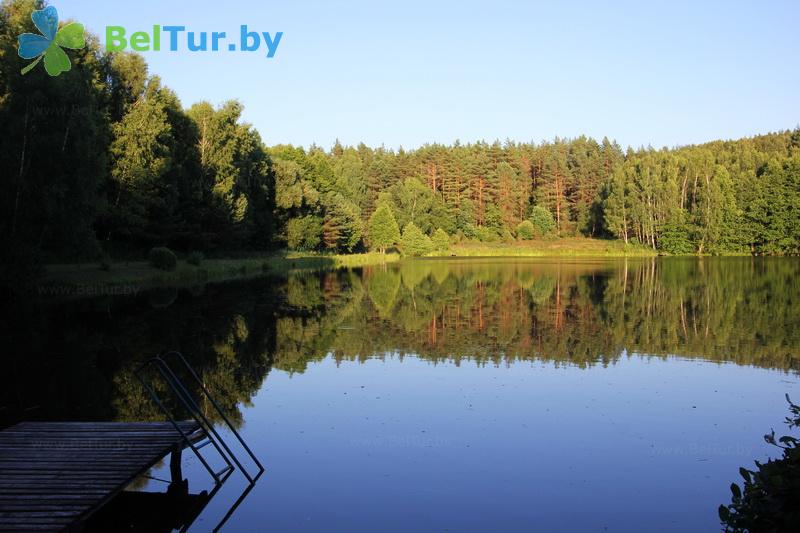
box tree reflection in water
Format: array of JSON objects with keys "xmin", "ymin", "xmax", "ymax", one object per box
[{"xmin": 1, "ymin": 258, "xmax": 797, "ymax": 428}]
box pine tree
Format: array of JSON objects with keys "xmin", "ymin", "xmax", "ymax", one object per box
[{"xmin": 400, "ymin": 222, "xmax": 433, "ymax": 257}]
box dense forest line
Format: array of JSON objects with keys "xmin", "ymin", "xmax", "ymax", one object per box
[{"xmin": 2, "ymin": 0, "xmax": 799, "ymax": 286}]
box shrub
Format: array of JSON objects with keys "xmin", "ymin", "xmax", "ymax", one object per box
[
  {"xmin": 720, "ymin": 395, "xmax": 800, "ymax": 532},
  {"xmin": 516, "ymin": 220, "xmax": 535, "ymax": 240},
  {"xmin": 432, "ymin": 228, "xmax": 450, "ymax": 252},
  {"xmin": 187, "ymin": 251, "xmax": 204, "ymax": 266},
  {"xmin": 287, "ymin": 215, "xmax": 323, "ymax": 251},
  {"xmin": 659, "ymin": 223, "xmax": 695, "ymax": 254},
  {"xmin": 530, "ymin": 206, "xmax": 556, "ymax": 237},
  {"xmin": 474, "ymin": 226, "xmax": 500, "ymax": 243},
  {"xmin": 148, "ymin": 247, "xmax": 177, "ymax": 271},
  {"xmin": 400, "ymin": 222, "xmax": 433, "ymax": 257}
]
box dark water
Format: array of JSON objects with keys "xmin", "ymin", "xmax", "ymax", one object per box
[{"xmin": 2, "ymin": 258, "xmax": 799, "ymax": 532}]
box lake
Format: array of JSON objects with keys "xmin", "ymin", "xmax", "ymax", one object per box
[{"xmin": 2, "ymin": 257, "xmax": 798, "ymax": 532}]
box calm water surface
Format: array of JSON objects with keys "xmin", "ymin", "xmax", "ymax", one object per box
[{"xmin": 2, "ymin": 258, "xmax": 798, "ymax": 532}]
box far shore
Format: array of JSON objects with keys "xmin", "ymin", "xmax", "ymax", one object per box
[{"xmin": 38, "ymin": 237, "xmax": 773, "ymax": 298}]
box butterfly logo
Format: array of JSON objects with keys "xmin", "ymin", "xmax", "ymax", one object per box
[{"xmin": 17, "ymin": 5, "xmax": 85, "ymax": 76}]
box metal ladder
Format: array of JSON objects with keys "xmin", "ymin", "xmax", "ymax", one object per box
[{"xmin": 135, "ymin": 351, "xmax": 265, "ymax": 486}]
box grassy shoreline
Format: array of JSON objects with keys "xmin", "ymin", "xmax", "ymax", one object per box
[
  {"xmin": 438, "ymin": 238, "xmax": 658, "ymax": 257},
  {"xmin": 37, "ymin": 238, "xmax": 704, "ymax": 296},
  {"xmin": 40, "ymin": 252, "xmax": 400, "ymax": 295}
]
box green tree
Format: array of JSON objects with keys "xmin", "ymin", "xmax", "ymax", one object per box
[
  {"xmin": 322, "ymin": 193, "xmax": 362, "ymax": 252},
  {"xmin": 187, "ymin": 100, "xmax": 275, "ymax": 248},
  {"xmin": 400, "ymin": 222, "xmax": 433, "ymax": 257},
  {"xmin": 0, "ymin": 0, "xmax": 108, "ymax": 264},
  {"xmin": 286, "ymin": 215, "xmax": 322, "ymax": 251},
  {"xmin": 530, "ymin": 206, "xmax": 556, "ymax": 237},
  {"xmin": 516, "ymin": 220, "xmax": 535, "ymax": 240},
  {"xmin": 107, "ymin": 77, "xmax": 174, "ymax": 244},
  {"xmin": 367, "ymin": 203, "xmax": 400, "ymax": 254},
  {"xmin": 432, "ymin": 228, "xmax": 450, "ymax": 252}
]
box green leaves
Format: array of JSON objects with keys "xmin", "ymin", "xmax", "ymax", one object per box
[
  {"xmin": 367, "ymin": 203, "xmax": 401, "ymax": 253},
  {"xmin": 720, "ymin": 396, "xmax": 800, "ymax": 532},
  {"xmin": 400, "ymin": 222, "xmax": 433, "ymax": 257}
]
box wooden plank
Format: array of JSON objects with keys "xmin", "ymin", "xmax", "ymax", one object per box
[
  {"xmin": 0, "ymin": 518, "xmax": 73, "ymax": 525},
  {"xmin": 0, "ymin": 492, "xmax": 102, "ymax": 500},
  {"xmin": 0, "ymin": 524, "xmax": 73, "ymax": 531},
  {"xmin": 0, "ymin": 506, "xmax": 87, "ymax": 512},
  {"xmin": 0, "ymin": 452, "xmax": 162, "ymax": 460},
  {"xmin": 0, "ymin": 420, "xmax": 203, "ymax": 531},
  {"xmin": 12, "ymin": 421, "xmax": 199, "ymax": 428},
  {"xmin": 1, "ymin": 426, "xmax": 199, "ymax": 432}
]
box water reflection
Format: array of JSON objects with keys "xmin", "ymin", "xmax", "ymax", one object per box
[
  {"xmin": 276, "ymin": 258, "xmax": 799, "ymax": 373},
  {"xmin": 1, "ymin": 258, "xmax": 798, "ymax": 428}
]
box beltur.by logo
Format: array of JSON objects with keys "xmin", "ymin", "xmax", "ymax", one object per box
[
  {"xmin": 17, "ymin": 5, "xmax": 86, "ymax": 76},
  {"xmin": 106, "ymin": 25, "xmax": 283, "ymax": 58}
]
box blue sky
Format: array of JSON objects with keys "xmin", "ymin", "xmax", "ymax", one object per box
[{"xmin": 64, "ymin": 0, "xmax": 799, "ymax": 150}]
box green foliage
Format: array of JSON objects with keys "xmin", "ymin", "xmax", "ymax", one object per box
[
  {"xmin": 367, "ymin": 203, "xmax": 401, "ymax": 253},
  {"xmin": 530, "ymin": 206, "xmax": 556, "ymax": 237},
  {"xmin": 474, "ymin": 226, "xmax": 500, "ymax": 243},
  {"xmin": 383, "ymin": 177, "xmax": 452, "ymax": 234},
  {"xmin": 0, "ymin": 0, "xmax": 107, "ymax": 260},
  {"xmin": 322, "ymin": 193, "xmax": 362, "ymax": 252},
  {"xmin": 187, "ymin": 251, "xmax": 204, "ymax": 266},
  {"xmin": 148, "ymin": 247, "xmax": 177, "ymax": 271},
  {"xmin": 432, "ymin": 228, "xmax": 450, "ymax": 252},
  {"xmin": 1, "ymin": 0, "xmax": 798, "ymax": 273},
  {"xmin": 187, "ymin": 100, "xmax": 275, "ymax": 248},
  {"xmin": 659, "ymin": 222, "xmax": 695, "ymax": 255},
  {"xmin": 400, "ymin": 223, "xmax": 433, "ymax": 257},
  {"xmin": 720, "ymin": 395, "xmax": 800, "ymax": 532},
  {"xmin": 286, "ymin": 215, "xmax": 322, "ymax": 251},
  {"xmin": 107, "ymin": 77, "xmax": 175, "ymax": 244},
  {"xmin": 516, "ymin": 220, "xmax": 535, "ymax": 240}
]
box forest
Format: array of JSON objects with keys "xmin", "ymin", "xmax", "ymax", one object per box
[{"xmin": 2, "ymin": 0, "xmax": 799, "ymax": 285}]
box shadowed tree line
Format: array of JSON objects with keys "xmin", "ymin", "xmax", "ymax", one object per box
[{"xmin": 0, "ymin": 0, "xmax": 276, "ymax": 279}]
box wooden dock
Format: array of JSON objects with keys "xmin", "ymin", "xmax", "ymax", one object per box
[{"xmin": 0, "ymin": 421, "xmax": 203, "ymax": 532}]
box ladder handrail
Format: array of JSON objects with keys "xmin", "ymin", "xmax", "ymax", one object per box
[
  {"xmin": 134, "ymin": 351, "xmax": 264, "ymax": 486},
  {"xmin": 160, "ymin": 351, "xmax": 266, "ymax": 476},
  {"xmin": 150, "ymin": 358, "xmax": 235, "ymax": 479},
  {"xmin": 154, "ymin": 354, "xmax": 256, "ymax": 483},
  {"xmin": 135, "ymin": 358, "xmax": 231, "ymax": 484}
]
